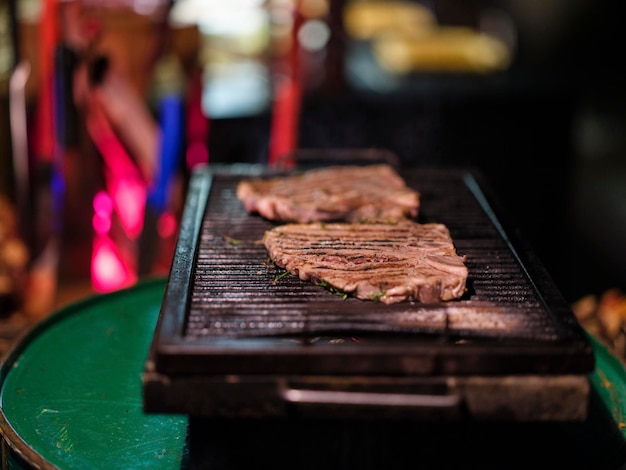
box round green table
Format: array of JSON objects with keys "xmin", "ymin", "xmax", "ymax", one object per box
[
  {"xmin": 1, "ymin": 278, "xmax": 625, "ymax": 469},
  {"xmin": 0, "ymin": 278, "xmax": 187, "ymax": 469}
]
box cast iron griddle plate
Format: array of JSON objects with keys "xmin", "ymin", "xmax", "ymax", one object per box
[{"xmin": 147, "ymin": 164, "xmax": 594, "ymax": 377}]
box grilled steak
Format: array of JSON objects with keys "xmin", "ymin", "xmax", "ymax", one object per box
[
  {"xmin": 264, "ymin": 221, "xmax": 468, "ymax": 304},
  {"xmin": 236, "ymin": 164, "xmax": 420, "ymax": 223}
]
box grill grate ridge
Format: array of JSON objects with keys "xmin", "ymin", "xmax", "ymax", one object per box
[{"xmin": 183, "ymin": 170, "xmax": 565, "ymax": 342}]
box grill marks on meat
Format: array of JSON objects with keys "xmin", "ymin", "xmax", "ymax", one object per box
[
  {"xmin": 263, "ymin": 221, "xmax": 468, "ymax": 304},
  {"xmin": 239, "ymin": 164, "xmax": 467, "ymax": 304},
  {"xmin": 236, "ymin": 164, "xmax": 420, "ymax": 223}
]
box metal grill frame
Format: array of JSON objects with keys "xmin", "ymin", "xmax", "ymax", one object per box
[{"xmin": 144, "ymin": 164, "xmax": 594, "ymax": 378}]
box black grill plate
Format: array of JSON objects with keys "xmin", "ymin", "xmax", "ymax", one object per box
[{"xmin": 144, "ymin": 164, "xmax": 594, "ymax": 378}]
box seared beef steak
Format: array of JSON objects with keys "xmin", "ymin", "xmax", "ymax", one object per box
[
  {"xmin": 263, "ymin": 221, "xmax": 468, "ymax": 304},
  {"xmin": 236, "ymin": 164, "xmax": 420, "ymax": 223}
]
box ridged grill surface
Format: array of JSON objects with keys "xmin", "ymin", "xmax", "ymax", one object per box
[{"xmin": 184, "ymin": 169, "xmax": 576, "ymax": 343}]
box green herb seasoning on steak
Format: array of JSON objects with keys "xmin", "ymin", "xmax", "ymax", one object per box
[{"xmin": 263, "ymin": 221, "xmax": 468, "ymax": 304}]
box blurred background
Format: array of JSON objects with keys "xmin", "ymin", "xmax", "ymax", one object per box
[{"xmin": 0, "ymin": 0, "xmax": 625, "ymax": 341}]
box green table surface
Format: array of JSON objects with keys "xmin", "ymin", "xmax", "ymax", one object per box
[
  {"xmin": 0, "ymin": 277, "xmax": 625, "ymax": 469},
  {"xmin": 0, "ymin": 278, "xmax": 187, "ymax": 469}
]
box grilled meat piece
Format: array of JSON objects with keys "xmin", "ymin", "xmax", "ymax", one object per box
[
  {"xmin": 264, "ymin": 221, "xmax": 468, "ymax": 304},
  {"xmin": 236, "ymin": 164, "xmax": 420, "ymax": 223}
]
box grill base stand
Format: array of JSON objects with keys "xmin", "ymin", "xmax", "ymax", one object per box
[{"xmin": 143, "ymin": 373, "xmax": 590, "ymax": 422}]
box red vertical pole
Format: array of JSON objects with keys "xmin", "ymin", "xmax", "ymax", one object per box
[
  {"xmin": 268, "ymin": 0, "xmax": 303, "ymax": 169},
  {"xmin": 33, "ymin": 0, "xmax": 59, "ymax": 165}
]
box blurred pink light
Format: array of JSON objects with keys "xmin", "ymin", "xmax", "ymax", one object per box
[
  {"xmin": 108, "ymin": 175, "xmax": 146, "ymax": 240},
  {"xmin": 86, "ymin": 100, "xmax": 148, "ymax": 240},
  {"xmin": 91, "ymin": 235, "xmax": 136, "ymax": 292},
  {"xmin": 92, "ymin": 212, "xmax": 111, "ymax": 235},
  {"xmin": 157, "ymin": 210, "xmax": 178, "ymax": 238},
  {"xmin": 93, "ymin": 190, "xmax": 113, "ymax": 215},
  {"xmin": 92, "ymin": 190, "xmax": 113, "ymax": 235}
]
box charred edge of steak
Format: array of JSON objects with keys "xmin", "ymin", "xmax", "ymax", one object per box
[
  {"xmin": 263, "ymin": 221, "xmax": 468, "ymax": 304},
  {"xmin": 236, "ymin": 164, "xmax": 420, "ymax": 223}
]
